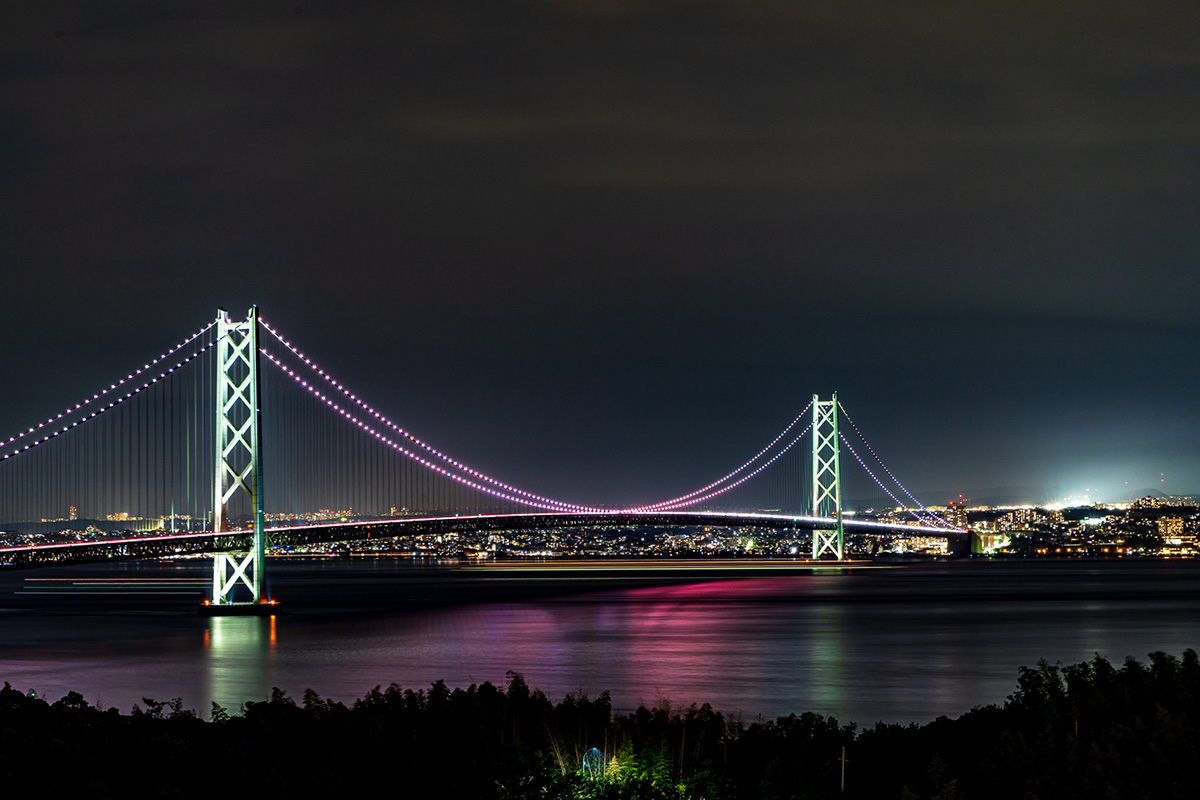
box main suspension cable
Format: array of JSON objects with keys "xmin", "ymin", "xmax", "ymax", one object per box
[
  {"xmin": 261, "ymin": 351, "xmax": 608, "ymax": 513},
  {"xmin": 259, "ymin": 319, "xmax": 601, "ymax": 512},
  {"xmin": 626, "ymin": 399, "xmax": 814, "ymax": 512},
  {"xmin": 2, "ymin": 339, "xmax": 217, "ymax": 463},
  {"xmin": 838, "ymin": 433, "xmax": 958, "ymax": 529},
  {"xmin": 2, "ymin": 320, "xmax": 215, "ymax": 450},
  {"xmin": 638, "ymin": 421, "xmax": 815, "ymax": 512},
  {"xmin": 837, "ymin": 401, "xmax": 954, "ymax": 527}
]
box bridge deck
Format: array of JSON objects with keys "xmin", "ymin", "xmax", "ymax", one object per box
[{"xmin": 1, "ymin": 510, "xmax": 963, "ymax": 568}]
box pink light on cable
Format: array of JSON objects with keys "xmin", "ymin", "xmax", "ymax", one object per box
[
  {"xmin": 629, "ymin": 422, "xmax": 813, "ymax": 512},
  {"xmin": 261, "ymin": 352, "xmax": 608, "ymax": 513},
  {"xmin": 838, "ymin": 432, "xmax": 959, "ymax": 530},
  {"xmin": 257, "ymin": 322, "xmax": 602, "ymax": 511},
  {"xmin": 625, "ymin": 400, "xmax": 813, "ymax": 512},
  {"xmin": 837, "ymin": 401, "xmax": 953, "ymax": 528}
]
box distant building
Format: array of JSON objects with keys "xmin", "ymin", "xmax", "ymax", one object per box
[
  {"xmin": 994, "ymin": 507, "xmax": 1061, "ymax": 531},
  {"xmin": 1158, "ymin": 517, "xmax": 1185, "ymax": 539},
  {"xmin": 943, "ymin": 501, "xmax": 968, "ymax": 530},
  {"xmin": 1132, "ymin": 496, "xmax": 1173, "ymax": 510},
  {"xmin": 1159, "ymin": 516, "xmax": 1196, "ymax": 556},
  {"xmin": 892, "ymin": 536, "xmax": 949, "ymax": 555}
]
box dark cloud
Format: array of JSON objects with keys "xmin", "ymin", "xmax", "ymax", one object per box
[{"xmin": 2, "ymin": 1, "xmax": 1198, "ymax": 505}]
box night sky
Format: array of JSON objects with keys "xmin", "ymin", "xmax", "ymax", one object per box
[{"xmin": 3, "ymin": 2, "xmax": 1199, "ymax": 507}]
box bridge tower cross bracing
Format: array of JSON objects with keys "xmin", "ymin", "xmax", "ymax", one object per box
[
  {"xmin": 811, "ymin": 393, "xmax": 844, "ymax": 560},
  {"xmin": 209, "ymin": 306, "xmax": 268, "ymax": 609}
]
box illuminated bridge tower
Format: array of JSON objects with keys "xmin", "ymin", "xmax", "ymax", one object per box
[
  {"xmin": 811, "ymin": 394, "xmax": 844, "ymax": 560},
  {"xmin": 205, "ymin": 306, "xmax": 271, "ymax": 614}
]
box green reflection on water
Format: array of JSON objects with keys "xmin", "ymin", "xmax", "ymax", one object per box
[
  {"xmin": 810, "ymin": 604, "xmax": 846, "ymax": 712},
  {"xmin": 203, "ymin": 615, "xmax": 277, "ymax": 712}
]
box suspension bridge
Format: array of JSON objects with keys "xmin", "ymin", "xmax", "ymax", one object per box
[{"xmin": 0, "ymin": 307, "xmax": 964, "ymax": 612}]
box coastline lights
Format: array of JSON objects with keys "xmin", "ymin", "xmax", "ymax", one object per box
[
  {"xmin": 1, "ymin": 320, "xmax": 215, "ymax": 450},
  {"xmin": 1, "ymin": 340, "xmax": 217, "ymax": 462}
]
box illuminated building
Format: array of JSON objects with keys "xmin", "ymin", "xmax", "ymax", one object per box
[
  {"xmin": 1158, "ymin": 517, "xmax": 1185, "ymax": 539},
  {"xmin": 943, "ymin": 501, "xmax": 968, "ymax": 530}
]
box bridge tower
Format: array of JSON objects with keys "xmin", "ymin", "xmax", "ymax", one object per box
[
  {"xmin": 205, "ymin": 306, "xmax": 271, "ymax": 613},
  {"xmin": 811, "ymin": 394, "xmax": 844, "ymax": 560}
]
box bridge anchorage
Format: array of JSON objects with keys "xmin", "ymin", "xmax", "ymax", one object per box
[{"xmin": 201, "ymin": 307, "xmax": 274, "ymax": 616}]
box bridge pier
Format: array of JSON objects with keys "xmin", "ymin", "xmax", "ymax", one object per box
[
  {"xmin": 967, "ymin": 531, "xmax": 996, "ymax": 556},
  {"xmin": 949, "ymin": 536, "xmax": 973, "ymax": 558},
  {"xmin": 811, "ymin": 394, "xmax": 844, "ymax": 560},
  {"xmin": 202, "ymin": 306, "xmax": 273, "ymax": 615}
]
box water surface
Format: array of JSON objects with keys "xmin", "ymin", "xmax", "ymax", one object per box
[{"xmin": 0, "ymin": 558, "xmax": 1196, "ymax": 724}]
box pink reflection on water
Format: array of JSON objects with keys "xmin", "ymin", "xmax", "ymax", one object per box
[
  {"xmin": 599, "ymin": 576, "xmax": 836, "ymax": 712},
  {"xmin": 619, "ymin": 576, "xmax": 816, "ymax": 602},
  {"xmin": 305, "ymin": 576, "xmax": 837, "ymax": 716}
]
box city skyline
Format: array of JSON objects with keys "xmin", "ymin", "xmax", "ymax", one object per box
[{"xmin": 2, "ymin": 3, "xmax": 1199, "ymax": 505}]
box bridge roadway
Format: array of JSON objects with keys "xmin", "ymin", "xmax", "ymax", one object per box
[{"xmin": 0, "ymin": 510, "xmax": 963, "ymax": 568}]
